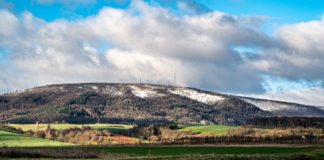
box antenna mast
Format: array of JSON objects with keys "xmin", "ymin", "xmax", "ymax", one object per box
[{"xmin": 174, "ymin": 71, "xmax": 176, "ymax": 86}]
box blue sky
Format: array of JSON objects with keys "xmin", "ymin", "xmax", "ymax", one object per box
[
  {"xmin": 205, "ymin": 0, "xmax": 324, "ymax": 22},
  {"xmin": 5, "ymin": 0, "xmax": 324, "ymax": 23},
  {"xmin": 4, "ymin": 0, "xmax": 324, "ymax": 37},
  {"xmin": 1, "ymin": 0, "xmax": 324, "ymax": 105}
]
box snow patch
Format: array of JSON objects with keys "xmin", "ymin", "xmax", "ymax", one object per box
[
  {"xmin": 91, "ymin": 85, "xmax": 98, "ymax": 90},
  {"xmin": 243, "ymin": 98, "xmax": 302, "ymax": 112},
  {"xmin": 168, "ymin": 88, "xmax": 224, "ymax": 104},
  {"xmin": 59, "ymin": 86, "xmax": 64, "ymax": 91},
  {"xmin": 103, "ymin": 86, "xmax": 124, "ymax": 96},
  {"xmin": 129, "ymin": 85, "xmax": 165, "ymax": 98}
]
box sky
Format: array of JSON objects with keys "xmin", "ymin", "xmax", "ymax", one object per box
[{"xmin": 0, "ymin": 0, "xmax": 324, "ymax": 106}]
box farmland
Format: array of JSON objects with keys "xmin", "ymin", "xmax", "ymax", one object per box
[
  {"xmin": 1, "ymin": 145, "xmax": 324, "ymax": 159},
  {"xmin": 178, "ymin": 125, "xmax": 237, "ymax": 135},
  {"xmin": 1, "ymin": 124, "xmax": 324, "ymax": 159},
  {"xmin": 9, "ymin": 123, "xmax": 236, "ymax": 135},
  {"xmin": 0, "ymin": 130, "xmax": 72, "ymax": 147},
  {"xmin": 92, "ymin": 146, "xmax": 324, "ymax": 156}
]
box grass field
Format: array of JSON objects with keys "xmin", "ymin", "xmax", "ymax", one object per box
[
  {"xmin": 0, "ymin": 130, "xmax": 73, "ymax": 147},
  {"xmin": 9, "ymin": 124, "xmax": 236, "ymax": 136},
  {"xmin": 2, "ymin": 146, "xmax": 322, "ymax": 159},
  {"xmin": 1, "ymin": 124, "xmax": 324, "ymax": 159},
  {"xmin": 92, "ymin": 146, "xmax": 324, "ymax": 156},
  {"xmin": 9, "ymin": 123, "xmax": 133, "ymax": 134},
  {"xmin": 178, "ymin": 125, "xmax": 237, "ymax": 135}
]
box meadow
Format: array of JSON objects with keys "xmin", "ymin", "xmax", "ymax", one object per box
[
  {"xmin": 92, "ymin": 146, "xmax": 324, "ymax": 156},
  {"xmin": 1, "ymin": 124, "xmax": 324, "ymax": 159},
  {"xmin": 178, "ymin": 125, "xmax": 237, "ymax": 135},
  {"xmin": 0, "ymin": 130, "xmax": 72, "ymax": 147},
  {"xmin": 1, "ymin": 145, "xmax": 323, "ymax": 159}
]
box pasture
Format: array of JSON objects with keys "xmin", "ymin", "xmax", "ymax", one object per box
[
  {"xmin": 94, "ymin": 146, "xmax": 324, "ymax": 156},
  {"xmin": 9, "ymin": 124, "xmax": 238, "ymax": 136},
  {"xmin": 1, "ymin": 124, "xmax": 324, "ymax": 159},
  {"xmin": 0, "ymin": 130, "xmax": 73, "ymax": 147},
  {"xmin": 1, "ymin": 146, "xmax": 323, "ymax": 159},
  {"xmin": 178, "ymin": 125, "xmax": 237, "ymax": 135}
]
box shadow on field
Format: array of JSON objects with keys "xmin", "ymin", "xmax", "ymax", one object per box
[
  {"xmin": 0, "ymin": 147, "xmax": 103, "ymax": 159},
  {"xmin": 0, "ymin": 146, "xmax": 323, "ymax": 160}
]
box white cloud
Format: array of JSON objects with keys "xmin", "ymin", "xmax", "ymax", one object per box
[
  {"xmin": 0, "ymin": 4, "xmax": 268, "ymax": 93},
  {"xmin": 0, "ymin": 1, "xmax": 324, "ymax": 106},
  {"xmin": 249, "ymin": 17, "xmax": 324, "ymax": 81},
  {"xmin": 0, "ymin": 10, "xmax": 18, "ymax": 37}
]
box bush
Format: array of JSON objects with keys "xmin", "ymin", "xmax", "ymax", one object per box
[
  {"xmin": 35, "ymin": 127, "xmax": 113, "ymax": 145},
  {"xmin": 34, "ymin": 131, "xmax": 46, "ymax": 138},
  {"xmin": 0, "ymin": 125, "xmax": 24, "ymax": 134},
  {"xmin": 25, "ymin": 130, "xmax": 34, "ymax": 136},
  {"xmin": 129, "ymin": 124, "xmax": 181, "ymax": 141}
]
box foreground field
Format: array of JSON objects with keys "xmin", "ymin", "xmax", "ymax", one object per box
[
  {"xmin": 94, "ymin": 146, "xmax": 324, "ymax": 156},
  {"xmin": 1, "ymin": 124, "xmax": 324, "ymax": 159},
  {"xmin": 1, "ymin": 146, "xmax": 324, "ymax": 159},
  {"xmin": 0, "ymin": 130, "xmax": 73, "ymax": 147}
]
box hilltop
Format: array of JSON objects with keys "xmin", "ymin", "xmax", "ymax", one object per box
[{"xmin": 0, "ymin": 83, "xmax": 323, "ymax": 125}]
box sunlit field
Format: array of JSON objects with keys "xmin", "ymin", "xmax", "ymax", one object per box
[
  {"xmin": 0, "ymin": 130, "xmax": 73, "ymax": 147},
  {"xmin": 178, "ymin": 125, "xmax": 237, "ymax": 135}
]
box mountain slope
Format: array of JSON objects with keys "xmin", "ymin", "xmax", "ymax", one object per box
[
  {"xmin": 0, "ymin": 83, "xmax": 323, "ymax": 125},
  {"xmin": 240, "ymin": 97, "xmax": 324, "ymax": 117}
]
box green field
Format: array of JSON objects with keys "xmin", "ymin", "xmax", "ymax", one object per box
[
  {"xmin": 0, "ymin": 130, "xmax": 73, "ymax": 147},
  {"xmin": 9, "ymin": 124, "xmax": 236, "ymax": 136},
  {"xmin": 178, "ymin": 125, "xmax": 237, "ymax": 135},
  {"xmin": 1, "ymin": 124, "xmax": 324, "ymax": 159},
  {"xmin": 92, "ymin": 146, "xmax": 324, "ymax": 156},
  {"xmin": 9, "ymin": 123, "xmax": 133, "ymax": 134},
  {"xmin": 2, "ymin": 146, "xmax": 322, "ymax": 159}
]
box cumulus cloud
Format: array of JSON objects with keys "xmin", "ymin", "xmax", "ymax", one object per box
[
  {"xmin": 249, "ymin": 17, "xmax": 324, "ymax": 81},
  {"xmin": 0, "ymin": 2, "xmax": 270, "ymax": 94},
  {"xmin": 0, "ymin": 1, "xmax": 324, "ymax": 106}
]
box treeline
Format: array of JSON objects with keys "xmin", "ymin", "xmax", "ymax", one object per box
[
  {"xmin": 25, "ymin": 125, "xmax": 112, "ymax": 145},
  {"xmin": 0, "ymin": 125, "xmax": 24, "ymax": 134},
  {"xmin": 128, "ymin": 124, "xmax": 193, "ymax": 142},
  {"xmin": 246, "ymin": 117, "xmax": 324, "ymax": 128},
  {"xmin": 130, "ymin": 124, "xmax": 324, "ymax": 145},
  {"xmin": 166, "ymin": 135, "xmax": 324, "ymax": 145}
]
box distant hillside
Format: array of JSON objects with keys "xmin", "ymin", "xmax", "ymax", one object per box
[{"xmin": 0, "ymin": 83, "xmax": 323, "ymax": 125}]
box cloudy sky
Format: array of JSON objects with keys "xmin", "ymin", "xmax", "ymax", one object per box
[{"xmin": 0, "ymin": 0, "xmax": 324, "ymax": 106}]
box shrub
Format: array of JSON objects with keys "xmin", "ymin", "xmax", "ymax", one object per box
[
  {"xmin": 34, "ymin": 131, "xmax": 46, "ymax": 138},
  {"xmin": 0, "ymin": 125, "xmax": 24, "ymax": 134}
]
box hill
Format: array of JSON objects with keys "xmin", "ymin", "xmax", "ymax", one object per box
[{"xmin": 0, "ymin": 83, "xmax": 323, "ymax": 125}]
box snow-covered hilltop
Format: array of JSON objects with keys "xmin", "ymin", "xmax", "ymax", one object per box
[
  {"xmin": 125, "ymin": 84, "xmax": 324, "ymax": 116},
  {"xmin": 1, "ymin": 83, "xmax": 323, "ymax": 125},
  {"xmin": 168, "ymin": 88, "xmax": 224, "ymax": 105},
  {"xmin": 241, "ymin": 98, "xmax": 324, "ymax": 117}
]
